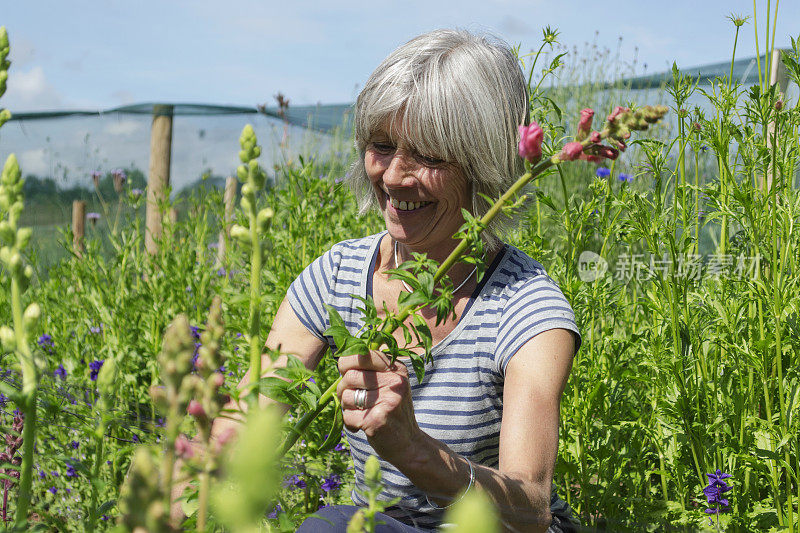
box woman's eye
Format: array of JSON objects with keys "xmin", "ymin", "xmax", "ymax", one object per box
[
  {"xmin": 371, "ymin": 142, "xmax": 394, "ymax": 154},
  {"xmin": 418, "ymin": 154, "xmax": 445, "ymax": 166}
]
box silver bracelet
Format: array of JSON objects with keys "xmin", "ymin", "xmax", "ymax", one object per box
[{"xmin": 425, "ymin": 457, "xmax": 475, "ymax": 510}]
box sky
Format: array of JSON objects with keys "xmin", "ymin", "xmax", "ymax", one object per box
[{"xmin": 1, "ymin": 0, "xmax": 798, "ymax": 190}]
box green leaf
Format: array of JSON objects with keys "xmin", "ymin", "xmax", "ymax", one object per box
[
  {"xmin": 397, "ymin": 290, "xmax": 428, "ymax": 309},
  {"xmin": 317, "ymin": 399, "xmax": 344, "ymax": 454},
  {"xmin": 409, "ymin": 353, "xmax": 426, "ymax": 383},
  {"xmin": 337, "ymin": 336, "xmax": 369, "ymax": 357},
  {"xmin": 259, "ymin": 376, "xmax": 292, "ymax": 403},
  {"xmin": 325, "ymin": 304, "xmax": 346, "ymax": 330}
]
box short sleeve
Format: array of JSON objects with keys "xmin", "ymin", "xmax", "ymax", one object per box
[
  {"xmin": 495, "ymin": 273, "xmax": 581, "ymax": 375},
  {"xmin": 286, "ymin": 247, "xmax": 339, "ymax": 341}
]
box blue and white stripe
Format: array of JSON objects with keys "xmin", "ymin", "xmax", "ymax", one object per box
[{"xmin": 288, "ymin": 231, "xmax": 580, "ymax": 530}]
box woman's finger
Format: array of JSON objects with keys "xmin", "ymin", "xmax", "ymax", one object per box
[
  {"xmin": 337, "ymin": 349, "xmax": 391, "ymax": 375},
  {"xmin": 339, "ymin": 387, "xmax": 379, "ymax": 411}
]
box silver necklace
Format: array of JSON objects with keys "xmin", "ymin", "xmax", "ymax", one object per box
[{"xmin": 393, "ymin": 240, "xmax": 477, "ymax": 294}]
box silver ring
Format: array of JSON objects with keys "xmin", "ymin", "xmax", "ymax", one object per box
[{"xmin": 354, "ymin": 388, "xmax": 368, "ymax": 410}]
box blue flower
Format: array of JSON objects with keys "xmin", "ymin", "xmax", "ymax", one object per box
[
  {"xmin": 38, "ymin": 470, "xmax": 46, "ymax": 479},
  {"xmin": 282, "ymin": 474, "xmax": 306, "ymax": 490},
  {"xmin": 333, "ymin": 442, "xmax": 347, "ymax": 452},
  {"xmin": 89, "ymin": 360, "xmax": 104, "ymax": 381},
  {"xmin": 321, "ymin": 474, "xmax": 342, "ymax": 492},
  {"xmin": 0, "ymin": 393, "xmax": 7, "ymax": 407},
  {"xmin": 268, "ymin": 503, "xmax": 282, "ymax": 519},
  {"xmin": 65, "ymin": 462, "xmax": 78, "ymax": 478},
  {"xmin": 619, "ymin": 173, "xmax": 633, "ymax": 183},
  {"xmin": 703, "ymin": 469, "xmax": 732, "ymax": 525},
  {"xmin": 596, "ymin": 167, "xmax": 611, "ymax": 178},
  {"xmin": 48, "ymin": 486, "xmax": 57, "ymax": 495},
  {"xmin": 54, "ymin": 364, "xmax": 67, "ymax": 380},
  {"xmin": 89, "ymin": 325, "xmax": 102, "ymax": 334},
  {"xmin": 37, "ymin": 334, "xmax": 55, "ymax": 351},
  {"xmin": 70, "ymin": 440, "xmax": 79, "ymax": 450}
]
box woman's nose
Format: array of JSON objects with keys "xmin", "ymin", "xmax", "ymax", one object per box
[{"xmin": 382, "ymin": 151, "xmax": 416, "ymax": 187}]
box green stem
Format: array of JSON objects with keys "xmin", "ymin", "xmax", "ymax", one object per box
[
  {"xmin": 247, "ymin": 202, "xmax": 263, "ymax": 390},
  {"xmin": 86, "ymin": 427, "xmax": 105, "ymax": 532}
]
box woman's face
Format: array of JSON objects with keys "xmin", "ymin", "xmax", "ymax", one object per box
[{"xmin": 364, "ymin": 121, "xmax": 471, "ymax": 254}]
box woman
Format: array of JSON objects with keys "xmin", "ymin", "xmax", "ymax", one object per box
[{"xmin": 227, "ymin": 29, "xmax": 579, "ymax": 532}]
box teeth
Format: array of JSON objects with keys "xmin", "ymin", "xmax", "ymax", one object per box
[{"xmin": 388, "ymin": 196, "xmax": 430, "ymax": 211}]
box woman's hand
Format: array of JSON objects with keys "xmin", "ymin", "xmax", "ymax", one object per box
[{"xmin": 336, "ymin": 350, "xmax": 423, "ymax": 466}]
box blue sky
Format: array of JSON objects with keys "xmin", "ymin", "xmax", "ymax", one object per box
[
  {"xmin": 3, "ymin": 0, "xmax": 799, "ymax": 111},
  {"xmin": 1, "ymin": 1, "xmax": 798, "ymax": 190}
]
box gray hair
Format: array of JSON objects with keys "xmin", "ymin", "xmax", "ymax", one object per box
[{"xmin": 347, "ymin": 29, "xmax": 530, "ymax": 251}]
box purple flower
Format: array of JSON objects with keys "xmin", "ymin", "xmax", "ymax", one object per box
[
  {"xmin": 0, "ymin": 393, "xmax": 7, "ymax": 407},
  {"xmin": 37, "ymin": 334, "xmax": 54, "ymax": 351},
  {"xmin": 131, "ymin": 188, "xmax": 144, "ymax": 197},
  {"xmin": 48, "ymin": 486, "xmax": 57, "ymax": 495},
  {"xmin": 320, "ymin": 474, "xmax": 342, "ymax": 492},
  {"xmin": 703, "ymin": 469, "xmax": 732, "ymax": 525},
  {"xmin": 333, "ymin": 442, "xmax": 347, "ymax": 452},
  {"xmin": 89, "ymin": 325, "xmax": 102, "ymax": 334},
  {"xmin": 268, "ymin": 503, "xmax": 282, "ymax": 519},
  {"xmin": 619, "ymin": 173, "xmax": 633, "ymax": 183},
  {"xmin": 89, "ymin": 360, "xmax": 104, "ymax": 381},
  {"xmin": 131, "ymin": 434, "xmax": 140, "ymax": 443},
  {"xmin": 282, "ymin": 474, "xmax": 306, "ymax": 490},
  {"xmin": 70, "ymin": 440, "xmax": 79, "ymax": 450},
  {"xmin": 86, "ymin": 212, "xmax": 101, "ymax": 221},
  {"xmin": 65, "ymin": 462, "xmax": 77, "ymax": 478},
  {"xmin": 54, "ymin": 364, "xmax": 67, "ymax": 380},
  {"xmin": 38, "ymin": 470, "xmax": 46, "ymax": 479},
  {"xmin": 595, "ymin": 167, "xmax": 611, "ymax": 178}
]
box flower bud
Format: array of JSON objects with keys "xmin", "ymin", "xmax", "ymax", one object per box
[
  {"xmin": 22, "ymin": 303, "xmax": 40, "ymax": 329},
  {"xmin": 576, "ymin": 108, "xmax": 594, "ymax": 141},
  {"xmin": 589, "ymin": 131, "xmax": 601, "ymax": 143},
  {"xmin": 346, "ymin": 510, "xmax": 366, "ymax": 533},
  {"xmin": 517, "ymin": 123, "xmax": 543, "ymax": 162},
  {"xmin": 210, "ymin": 372, "xmax": 225, "ymax": 388},
  {"xmin": 559, "ymin": 142, "xmax": 584, "ymax": 161},
  {"xmin": 0, "ymin": 109, "xmax": 10, "ymax": 128},
  {"xmin": 187, "ymin": 399, "xmax": 206, "ymax": 418},
  {"xmin": 0, "ymin": 325, "xmax": 15, "ymax": 351},
  {"xmin": 236, "ymin": 165, "xmax": 248, "ymax": 182},
  {"xmin": 2, "ymin": 154, "xmax": 21, "ymax": 186},
  {"xmin": 365, "ymin": 455, "xmax": 381, "ymax": 487},
  {"xmin": 16, "ymin": 227, "xmax": 31, "ymax": 249},
  {"xmin": 775, "ymin": 99, "xmax": 784, "ymax": 111},
  {"xmin": 0, "ymin": 221, "xmax": 13, "ymax": 242},
  {"xmin": 607, "ymin": 106, "xmax": 630, "ymax": 124},
  {"xmin": 256, "ymin": 208, "xmax": 274, "ymax": 233},
  {"xmin": 230, "ymin": 224, "xmax": 251, "ymax": 244},
  {"xmin": 175, "ymin": 434, "xmax": 195, "ymax": 459},
  {"xmin": 693, "ymin": 122, "xmax": 702, "ymax": 132}
]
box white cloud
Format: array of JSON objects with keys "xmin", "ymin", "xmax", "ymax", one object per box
[
  {"xmin": 104, "ymin": 119, "xmax": 143, "ymax": 136},
  {"xmin": 3, "ymin": 66, "xmax": 63, "ymax": 111},
  {"xmin": 18, "ymin": 148, "xmax": 48, "ymax": 176}
]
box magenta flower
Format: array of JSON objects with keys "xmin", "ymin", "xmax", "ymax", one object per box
[
  {"xmin": 517, "ymin": 123, "xmax": 543, "ymax": 162},
  {"xmin": 559, "ymin": 142, "xmax": 584, "ymax": 161},
  {"xmin": 576, "ymin": 108, "xmax": 594, "ymax": 140}
]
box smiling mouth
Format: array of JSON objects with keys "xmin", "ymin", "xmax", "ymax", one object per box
[{"xmin": 389, "ymin": 197, "xmax": 433, "ymax": 211}]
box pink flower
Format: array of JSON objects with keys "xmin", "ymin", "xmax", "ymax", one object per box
[
  {"xmin": 518, "ymin": 123, "xmax": 543, "ymax": 162},
  {"xmin": 577, "ymin": 108, "xmax": 594, "ymax": 140},
  {"xmin": 187, "ymin": 400, "xmax": 206, "ymax": 418},
  {"xmin": 560, "ymin": 142, "xmax": 584, "ymax": 161},
  {"xmin": 175, "ymin": 434, "xmax": 195, "ymax": 459},
  {"xmin": 607, "ymin": 106, "xmax": 630, "ymax": 123},
  {"xmin": 589, "ymin": 131, "xmax": 601, "ymax": 143}
]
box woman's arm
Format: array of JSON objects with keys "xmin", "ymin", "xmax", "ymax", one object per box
[
  {"xmin": 336, "ymin": 327, "xmax": 575, "ymax": 533},
  {"xmin": 211, "ymin": 296, "xmax": 329, "ymax": 438}
]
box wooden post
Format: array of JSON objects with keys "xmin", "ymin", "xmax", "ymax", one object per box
[
  {"xmin": 764, "ymin": 49, "xmax": 789, "ymax": 191},
  {"xmin": 217, "ymin": 176, "xmax": 238, "ymax": 265},
  {"xmin": 72, "ymin": 200, "xmax": 86, "ymax": 258},
  {"xmin": 145, "ymin": 104, "xmax": 174, "ymax": 255}
]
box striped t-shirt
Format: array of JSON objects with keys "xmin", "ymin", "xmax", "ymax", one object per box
[{"xmin": 287, "ymin": 231, "xmax": 580, "ymax": 530}]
